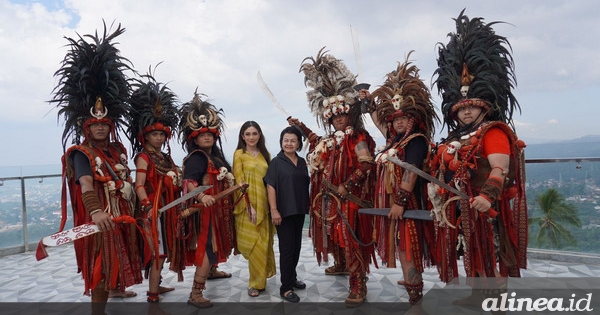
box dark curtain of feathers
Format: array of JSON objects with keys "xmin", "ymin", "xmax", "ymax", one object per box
[
  {"xmin": 432, "ymin": 9, "xmax": 520, "ymax": 132},
  {"xmin": 127, "ymin": 69, "xmax": 180, "ymax": 156},
  {"xmin": 50, "ymin": 21, "xmax": 134, "ymax": 150}
]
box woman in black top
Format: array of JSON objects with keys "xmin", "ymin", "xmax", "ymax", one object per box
[{"xmin": 264, "ymin": 126, "xmax": 310, "ymax": 303}]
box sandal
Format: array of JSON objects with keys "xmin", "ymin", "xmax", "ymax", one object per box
[
  {"xmin": 207, "ymin": 269, "xmax": 232, "ymax": 280},
  {"xmin": 247, "ymin": 288, "xmax": 260, "ymax": 297},
  {"xmin": 146, "ymin": 286, "xmax": 175, "ymax": 295}
]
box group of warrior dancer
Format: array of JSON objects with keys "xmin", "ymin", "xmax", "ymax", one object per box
[{"xmin": 44, "ymin": 9, "xmax": 528, "ymax": 312}]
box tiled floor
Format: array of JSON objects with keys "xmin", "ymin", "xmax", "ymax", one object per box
[{"xmin": 2, "ymin": 231, "xmax": 600, "ymax": 305}]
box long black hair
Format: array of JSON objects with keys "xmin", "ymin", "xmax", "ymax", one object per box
[{"xmin": 236, "ymin": 121, "xmax": 271, "ymax": 163}]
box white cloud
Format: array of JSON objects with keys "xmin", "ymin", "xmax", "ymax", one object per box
[{"xmin": 1, "ymin": 0, "xmax": 599, "ymax": 166}]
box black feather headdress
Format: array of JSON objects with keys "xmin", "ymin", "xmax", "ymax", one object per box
[
  {"xmin": 179, "ymin": 89, "xmax": 226, "ymax": 153},
  {"xmin": 127, "ymin": 66, "xmax": 180, "ymax": 156},
  {"xmin": 50, "ymin": 21, "xmax": 134, "ymax": 150},
  {"xmin": 300, "ymin": 47, "xmax": 363, "ymax": 132},
  {"xmin": 370, "ymin": 51, "xmax": 439, "ymax": 140},
  {"xmin": 433, "ymin": 9, "xmax": 520, "ymax": 132}
]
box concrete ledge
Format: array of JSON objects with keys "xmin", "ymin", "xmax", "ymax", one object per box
[{"xmin": 528, "ymin": 248, "xmax": 600, "ymax": 266}]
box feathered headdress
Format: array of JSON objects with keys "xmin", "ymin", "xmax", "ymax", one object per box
[
  {"xmin": 50, "ymin": 21, "xmax": 133, "ymax": 150},
  {"xmin": 179, "ymin": 89, "xmax": 226, "ymax": 152},
  {"xmin": 433, "ymin": 9, "xmax": 520, "ymax": 132},
  {"xmin": 370, "ymin": 51, "xmax": 439, "ymax": 140},
  {"xmin": 127, "ymin": 66, "xmax": 180, "ymax": 156},
  {"xmin": 300, "ymin": 47, "xmax": 364, "ymax": 131}
]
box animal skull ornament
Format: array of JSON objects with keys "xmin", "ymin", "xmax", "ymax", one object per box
[
  {"xmin": 198, "ymin": 115, "xmax": 207, "ymax": 127},
  {"xmin": 120, "ymin": 181, "xmax": 133, "ymax": 201},
  {"xmin": 94, "ymin": 157, "xmax": 104, "ymax": 177},
  {"xmin": 446, "ymin": 141, "xmax": 462, "ymax": 154},
  {"xmin": 392, "ymin": 94, "xmax": 403, "ymax": 110},
  {"xmin": 325, "ymin": 137, "xmax": 334, "ymax": 148},
  {"xmin": 460, "ymin": 85, "xmax": 470, "ymax": 97},
  {"xmin": 217, "ymin": 167, "xmax": 228, "ymax": 181},
  {"xmin": 225, "ymin": 173, "xmax": 235, "ymax": 186},
  {"xmin": 333, "ymin": 130, "xmax": 345, "ymax": 145},
  {"xmin": 120, "ymin": 154, "xmax": 127, "ymax": 167},
  {"xmin": 344, "ymin": 126, "xmax": 353, "ymax": 135},
  {"xmin": 167, "ymin": 170, "xmax": 179, "ymax": 186}
]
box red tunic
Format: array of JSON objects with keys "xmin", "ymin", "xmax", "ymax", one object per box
[
  {"xmin": 134, "ymin": 151, "xmax": 182, "ymax": 275},
  {"xmin": 61, "ymin": 143, "xmax": 142, "ymax": 294},
  {"xmin": 430, "ymin": 121, "xmax": 528, "ymax": 282},
  {"xmin": 173, "ymin": 150, "xmax": 236, "ymax": 274},
  {"xmin": 306, "ymin": 128, "xmax": 376, "ymax": 273},
  {"xmin": 373, "ymin": 134, "xmax": 435, "ymax": 271}
]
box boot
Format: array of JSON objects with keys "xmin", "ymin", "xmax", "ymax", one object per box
[
  {"xmin": 187, "ymin": 280, "xmax": 212, "ymax": 309},
  {"xmin": 326, "ymin": 250, "xmax": 349, "ymax": 275},
  {"xmin": 345, "ymin": 276, "xmax": 368, "ymax": 308},
  {"xmin": 404, "ymin": 281, "xmax": 424, "ymax": 305},
  {"xmin": 324, "ymin": 263, "xmax": 350, "ymax": 275},
  {"xmin": 91, "ymin": 281, "xmax": 109, "ymax": 315}
]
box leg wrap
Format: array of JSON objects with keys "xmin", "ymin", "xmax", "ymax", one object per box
[
  {"xmin": 404, "ymin": 281, "xmax": 424, "ymax": 305},
  {"xmin": 345, "ymin": 274, "xmax": 368, "ymax": 307},
  {"xmin": 147, "ymin": 292, "xmax": 159, "ymax": 303},
  {"xmin": 188, "ymin": 279, "xmax": 212, "ymax": 308}
]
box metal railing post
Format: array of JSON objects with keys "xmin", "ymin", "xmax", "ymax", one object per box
[{"xmin": 20, "ymin": 177, "xmax": 28, "ymax": 248}]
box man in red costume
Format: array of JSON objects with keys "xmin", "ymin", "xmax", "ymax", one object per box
[
  {"xmin": 49, "ymin": 23, "xmax": 142, "ymax": 313},
  {"xmin": 429, "ymin": 10, "xmax": 528, "ymax": 294},
  {"xmin": 289, "ymin": 47, "xmax": 376, "ymax": 307},
  {"xmin": 360, "ymin": 52, "xmax": 439, "ymax": 305},
  {"xmin": 127, "ymin": 72, "xmax": 181, "ymax": 302},
  {"xmin": 175, "ymin": 91, "xmax": 237, "ymax": 309}
]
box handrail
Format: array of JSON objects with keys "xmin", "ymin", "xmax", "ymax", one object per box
[
  {"xmin": 1, "ymin": 157, "xmax": 599, "ymax": 257},
  {"xmin": 525, "ymin": 157, "xmax": 600, "ymax": 164}
]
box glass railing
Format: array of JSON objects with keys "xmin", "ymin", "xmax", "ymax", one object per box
[{"xmin": 1, "ymin": 158, "xmax": 600, "ymax": 259}]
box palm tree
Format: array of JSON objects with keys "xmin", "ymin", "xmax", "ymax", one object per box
[{"xmin": 528, "ymin": 188, "xmax": 581, "ymax": 249}]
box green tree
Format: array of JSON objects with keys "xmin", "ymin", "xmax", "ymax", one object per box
[{"xmin": 528, "ymin": 188, "xmax": 581, "ymax": 249}]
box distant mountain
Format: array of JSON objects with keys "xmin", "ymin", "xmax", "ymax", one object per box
[
  {"xmin": 524, "ymin": 135, "xmax": 600, "ymax": 159},
  {"xmin": 557, "ymin": 135, "xmax": 600, "ymax": 143}
]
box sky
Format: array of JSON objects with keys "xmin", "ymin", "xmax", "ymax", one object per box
[{"xmin": 1, "ymin": 0, "xmax": 599, "ymax": 170}]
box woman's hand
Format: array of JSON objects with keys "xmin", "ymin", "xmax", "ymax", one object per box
[
  {"xmin": 271, "ymin": 209, "xmax": 282, "ymax": 226},
  {"xmin": 249, "ymin": 205, "xmax": 258, "ymax": 225}
]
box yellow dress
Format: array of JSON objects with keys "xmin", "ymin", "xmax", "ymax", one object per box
[{"xmin": 232, "ymin": 149, "xmax": 276, "ymax": 289}]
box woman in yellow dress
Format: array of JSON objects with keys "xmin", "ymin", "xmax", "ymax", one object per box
[{"xmin": 233, "ymin": 121, "xmax": 276, "ymax": 297}]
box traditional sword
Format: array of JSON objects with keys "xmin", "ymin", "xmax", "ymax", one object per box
[
  {"xmin": 386, "ymin": 157, "xmax": 469, "ymax": 199},
  {"xmin": 257, "ymin": 71, "xmax": 307, "ymax": 139},
  {"xmin": 157, "ymin": 185, "xmax": 211, "ymax": 214},
  {"xmin": 358, "ymin": 208, "xmax": 433, "ymax": 221},
  {"xmin": 35, "ymin": 185, "xmax": 212, "ymax": 260},
  {"xmin": 387, "ymin": 156, "xmax": 498, "ymax": 219},
  {"xmin": 350, "ymin": 25, "xmax": 372, "ymax": 114}
]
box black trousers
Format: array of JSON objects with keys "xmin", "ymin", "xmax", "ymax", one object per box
[{"xmin": 276, "ymin": 214, "xmax": 305, "ymax": 295}]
